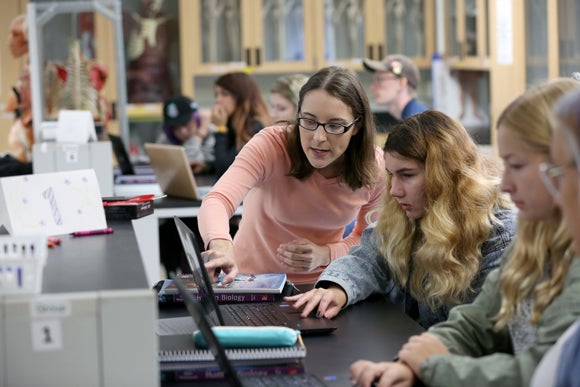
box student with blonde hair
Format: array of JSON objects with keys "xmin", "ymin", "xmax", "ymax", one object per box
[
  {"xmin": 269, "ymin": 74, "xmax": 309, "ymax": 123},
  {"xmin": 286, "ymin": 110, "xmax": 516, "ymax": 328},
  {"xmin": 350, "ymin": 78, "xmax": 580, "ymax": 387},
  {"xmin": 531, "ymin": 87, "xmax": 580, "ymax": 387}
]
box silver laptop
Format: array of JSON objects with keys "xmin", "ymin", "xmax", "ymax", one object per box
[
  {"xmin": 173, "ymin": 216, "xmax": 337, "ymax": 335},
  {"xmin": 144, "ymin": 143, "xmax": 200, "ymax": 200}
]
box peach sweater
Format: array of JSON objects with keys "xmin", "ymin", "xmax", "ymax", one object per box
[{"xmin": 198, "ymin": 126, "xmax": 386, "ymax": 284}]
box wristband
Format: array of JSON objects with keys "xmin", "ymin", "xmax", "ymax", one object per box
[{"xmin": 215, "ymin": 125, "xmax": 227, "ymax": 133}]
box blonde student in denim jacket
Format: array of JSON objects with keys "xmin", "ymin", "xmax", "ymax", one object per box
[
  {"xmin": 350, "ymin": 78, "xmax": 580, "ymax": 387},
  {"xmin": 286, "ymin": 110, "xmax": 517, "ymax": 328}
]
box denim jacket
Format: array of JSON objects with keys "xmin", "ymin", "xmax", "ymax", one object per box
[{"xmin": 316, "ymin": 206, "xmax": 517, "ymax": 328}]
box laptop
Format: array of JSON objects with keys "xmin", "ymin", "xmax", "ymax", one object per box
[
  {"xmin": 110, "ymin": 134, "xmax": 156, "ymax": 184},
  {"xmin": 169, "ymin": 272, "xmax": 329, "ymax": 386},
  {"xmin": 173, "ymin": 216, "xmax": 337, "ymax": 335},
  {"xmin": 144, "ymin": 143, "xmax": 200, "ymax": 200}
]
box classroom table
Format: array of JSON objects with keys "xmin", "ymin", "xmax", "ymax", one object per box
[
  {"xmin": 42, "ymin": 219, "xmax": 149, "ymax": 293},
  {"xmin": 40, "ymin": 218, "xmax": 425, "ymax": 387},
  {"xmin": 158, "ymin": 291, "xmax": 425, "ymax": 387},
  {"xmin": 114, "ymin": 175, "xmax": 241, "ymax": 286}
]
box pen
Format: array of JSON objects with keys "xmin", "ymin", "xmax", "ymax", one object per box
[{"xmin": 70, "ymin": 227, "xmax": 114, "ymax": 237}]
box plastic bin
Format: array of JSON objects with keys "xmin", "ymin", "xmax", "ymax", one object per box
[{"xmin": 0, "ymin": 235, "xmax": 47, "ymax": 294}]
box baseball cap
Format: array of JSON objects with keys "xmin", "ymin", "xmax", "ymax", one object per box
[
  {"xmin": 163, "ymin": 96, "xmax": 198, "ymax": 127},
  {"xmin": 362, "ymin": 54, "xmax": 420, "ymax": 90}
]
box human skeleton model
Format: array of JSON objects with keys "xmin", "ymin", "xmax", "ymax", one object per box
[
  {"xmin": 125, "ymin": 0, "xmax": 173, "ymax": 102},
  {"xmin": 206, "ymin": 0, "xmax": 240, "ymax": 62}
]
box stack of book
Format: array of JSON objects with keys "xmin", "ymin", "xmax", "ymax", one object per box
[
  {"xmin": 158, "ymin": 333, "xmax": 307, "ymax": 382},
  {"xmin": 156, "ymin": 273, "xmax": 293, "ymax": 304}
]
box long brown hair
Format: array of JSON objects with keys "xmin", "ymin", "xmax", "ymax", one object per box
[
  {"xmin": 378, "ymin": 110, "xmax": 510, "ymax": 309},
  {"xmin": 215, "ymin": 72, "xmax": 271, "ymax": 150},
  {"xmin": 286, "ymin": 66, "xmax": 378, "ymax": 190}
]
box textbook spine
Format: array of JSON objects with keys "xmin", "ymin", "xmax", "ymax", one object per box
[
  {"xmin": 158, "ymin": 292, "xmax": 280, "ymax": 304},
  {"xmin": 160, "ymin": 363, "xmax": 305, "ymax": 382}
]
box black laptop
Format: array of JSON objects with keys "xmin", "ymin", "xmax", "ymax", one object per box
[
  {"xmin": 109, "ymin": 134, "xmax": 156, "ymax": 183},
  {"xmin": 173, "ymin": 216, "xmax": 337, "ymax": 335},
  {"xmin": 169, "ymin": 273, "xmax": 329, "ymax": 386}
]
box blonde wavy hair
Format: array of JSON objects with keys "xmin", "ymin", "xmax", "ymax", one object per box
[
  {"xmin": 376, "ymin": 110, "xmax": 511, "ymax": 310},
  {"xmin": 493, "ymin": 78, "xmax": 580, "ymax": 329}
]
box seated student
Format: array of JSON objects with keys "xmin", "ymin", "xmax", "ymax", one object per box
[
  {"xmin": 349, "ymin": 78, "xmax": 580, "ymax": 387},
  {"xmin": 157, "ymin": 95, "xmax": 215, "ymax": 175},
  {"xmin": 531, "ymin": 88, "xmax": 580, "ymax": 387},
  {"xmin": 269, "ymin": 74, "xmax": 309, "ymax": 123},
  {"xmin": 285, "ymin": 110, "xmax": 516, "ymax": 328},
  {"xmin": 157, "ymin": 95, "xmax": 214, "ymax": 275},
  {"xmin": 210, "ymin": 72, "xmax": 271, "ymax": 178},
  {"xmin": 198, "ymin": 66, "xmax": 387, "ymax": 285}
]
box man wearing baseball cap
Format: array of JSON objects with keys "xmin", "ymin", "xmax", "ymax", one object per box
[
  {"xmin": 158, "ymin": 95, "xmax": 215, "ymax": 174},
  {"xmin": 363, "ymin": 54, "xmax": 428, "ymax": 121}
]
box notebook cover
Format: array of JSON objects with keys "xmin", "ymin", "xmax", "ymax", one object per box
[{"xmin": 158, "ymin": 273, "xmax": 288, "ymax": 295}]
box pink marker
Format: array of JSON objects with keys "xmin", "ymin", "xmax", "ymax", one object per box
[{"xmin": 70, "ymin": 227, "xmax": 114, "ymax": 237}]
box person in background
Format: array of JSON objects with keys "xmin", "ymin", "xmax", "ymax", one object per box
[
  {"xmin": 157, "ymin": 95, "xmax": 215, "ymax": 275},
  {"xmin": 199, "ymin": 66, "xmax": 386, "ymax": 285},
  {"xmin": 349, "ymin": 78, "xmax": 580, "ymax": 387},
  {"xmin": 158, "ymin": 95, "xmax": 215, "ymax": 175},
  {"xmin": 286, "ymin": 110, "xmax": 516, "ymax": 328},
  {"xmin": 363, "ymin": 54, "xmax": 428, "ymax": 122},
  {"xmin": 211, "ymin": 72, "xmax": 271, "ymax": 177},
  {"xmin": 5, "ymin": 14, "xmax": 33, "ymax": 165},
  {"xmin": 531, "ymin": 88, "xmax": 580, "ymax": 387},
  {"xmin": 269, "ymin": 74, "xmax": 309, "ymax": 123}
]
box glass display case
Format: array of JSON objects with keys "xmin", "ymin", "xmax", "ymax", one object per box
[
  {"xmin": 27, "ymin": 0, "xmax": 129, "ymax": 148},
  {"xmin": 558, "ymin": 0, "xmax": 580, "ymax": 79},
  {"xmin": 525, "ymin": 0, "xmax": 548, "ymax": 87}
]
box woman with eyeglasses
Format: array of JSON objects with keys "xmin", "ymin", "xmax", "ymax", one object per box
[
  {"xmin": 531, "ymin": 87, "xmax": 580, "ymax": 387},
  {"xmin": 198, "ymin": 66, "xmax": 386, "ymax": 285},
  {"xmin": 286, "ymin": 110, "xmax": 516, "ymax": 328},
  {"xmin": 348, "ymin": 78, "xmax": 580, "ymax": 387}
]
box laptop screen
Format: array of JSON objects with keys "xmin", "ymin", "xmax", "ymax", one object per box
[
  {"xmin": 169, "ymin": 272, "xmax": 243, "ymax": 387},
  {"xmin": 109, "ymin": 134, "xmax": 135, "ymax": 175},
  {"xmin": 174, "ymin": 216, "xmax": 226, "ymax": 326}
]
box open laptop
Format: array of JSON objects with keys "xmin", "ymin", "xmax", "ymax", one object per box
[
  {"xmin": 110, "ymin": 134, "xmax": 156, "ymax": 184},
  {"xmin": 173, "ymin": 216, "xmax": 337, "ymax": 335},
  {"xmin": 169, "ymin": 272, "xmax": 329, "ymax": 386},
  {"xmin": 144, "ymin": 143, "xmax": 200, "ymax": 200}
]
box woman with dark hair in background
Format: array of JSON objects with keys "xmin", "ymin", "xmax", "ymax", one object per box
[{"xmin": 211, "ymin": 72, "xmax": 271, "ymax": 177}]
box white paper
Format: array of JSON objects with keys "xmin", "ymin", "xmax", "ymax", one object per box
[
  {"xmin": 496, "ymin": 0, "xmax": 513, "ymax": 65},
  {"xmin": 0, "ymin": 169, "xmax": 107, "ymax": 236},
  {"xmin": 56, "ymin": 110, "xmax": 97, "ymax": 143}
]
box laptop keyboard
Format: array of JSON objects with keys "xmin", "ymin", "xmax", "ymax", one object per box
[
  {"xmin": 242, "ymin": 373, "xmax": 328, "ymax": 386},
  {"xmin": 225, "ymin": 303, "xmax": 295, "ymax": 327}
]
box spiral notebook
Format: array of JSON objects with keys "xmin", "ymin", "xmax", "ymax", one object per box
[{"xmin": 165, "ymin": 273, "xmax": 329, "ymax": 386}]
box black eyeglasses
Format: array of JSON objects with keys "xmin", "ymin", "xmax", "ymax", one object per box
[{"xmin": 297, "ymin": 117, "xmax": 361, "ymax": 135}]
